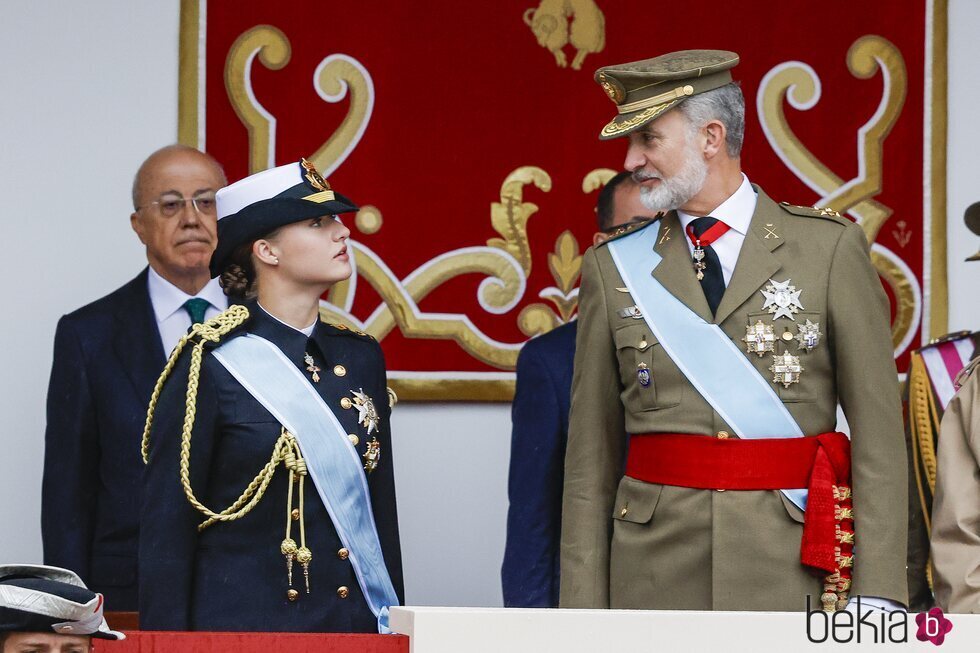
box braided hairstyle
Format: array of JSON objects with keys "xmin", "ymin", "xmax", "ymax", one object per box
[{"xmin": 218, "ymin": 227, "xmax": 282, "ymax": 300}]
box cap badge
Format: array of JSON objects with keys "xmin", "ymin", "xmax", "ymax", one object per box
[
  {"xmin": 300, "ymin": 158, "xmax": 330, "ymax": 192},
  {"xmin": 597, "ymin": 72, "xmax": 625, "ymax": 104}
]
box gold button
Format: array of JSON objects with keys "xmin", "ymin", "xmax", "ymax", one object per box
[
  {"xmin": 337, "ymin": 586, "xmax": 350, "ymax": 599},
  {"xmin": 334, "ymin": 364, "xmax": 347, "ymax": 377},
  {"xmin": 639, "ymin": 340, "xmax": 648, "ymax": 348},
  {"xmin": 782, "ymin": 331, "xmax": 794, "ymax": 341},
  {"xmin": 340, "ymin": 397, "xmax": 352, "ymax": 410},
  {"xmin": 290, "ymin": 508, "xmax": 300, "ymax": 521},
  {"xmin": 337, "ymin": 548, "xmax": 350, "ymax": 560},
  {"xmin": 620, "ymin": 504, "xmax": 628, "ymax": 518},
  {"xmin": 716, "ymin": 430, "xmax": 730, "ymax": 439},
  {"xmin": 287, "ymin": 589, "xmax": 299, "ymax": 602},
  {"xmin": 348, "ymin": 433, "xmax": 359, "ymax": 446}
]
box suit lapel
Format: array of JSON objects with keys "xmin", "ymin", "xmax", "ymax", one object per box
[
  {"xmin": 714, "ymin": 189, "xmax": 785, "ymax": 325},
  {"xmin": 650, "ymin": 212, "xmax": 714, "ymax": 323},
  {"xmin": 112, "ymin": 268, "xmax": 167, "ymax": 402}
]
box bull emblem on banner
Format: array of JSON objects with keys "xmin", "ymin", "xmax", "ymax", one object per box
[{"xmin": 523, "ymin": 0, "xmax": 605, "ymax": 70}]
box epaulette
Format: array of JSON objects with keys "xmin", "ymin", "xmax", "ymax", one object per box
[
  {"xmin": 956, "ymin": 356, "xmax": 980, "ymax": 387},
  {"xmin": 778, "ymin": 202, "xmax": 851, "ymax": 226},
  {"xmin": 923, "ymin": 330, "xmax": 976, "ymax": 348},
  {"xmin": 596, "ymin": 214, "xmax": 662, "ymax": 247},
  {"xmin": 322, "ymin": 320, "xmax": 376, "ymax": 341}
]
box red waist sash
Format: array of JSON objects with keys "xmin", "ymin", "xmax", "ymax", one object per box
[{"xmin": 625, "ymin": 431, "xmax": 852, "ymax": 576}]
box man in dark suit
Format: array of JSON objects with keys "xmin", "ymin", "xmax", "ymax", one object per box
[
  {"xmin": 41, "ymin": 145, "xmax": 228, "ymax": 610},
  {"xmin": 501, "ymin": 171, "xmax": 651, "ymax": 607}
]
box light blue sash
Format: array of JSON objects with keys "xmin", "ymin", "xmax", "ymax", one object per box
[
  {"xmin": 607, "ymin": 222, "xmax": 808, "ymax": 510},
  {"xmin": 212, "ymin": 334, "xmax": 399, "ymax": 633}
]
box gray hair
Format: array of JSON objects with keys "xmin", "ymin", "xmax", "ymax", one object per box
[{"xmin": 678, "ymin": 83, "xmax": 745, "ymax": 158}]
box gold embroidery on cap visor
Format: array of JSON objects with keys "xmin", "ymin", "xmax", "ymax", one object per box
[
  {"xmin": 600, "ymin": 101, "xmax": 678, "ymax": 139},
  {"xmin": 302, "ymin": 190, "xmax": 336, "ymax": 203}
]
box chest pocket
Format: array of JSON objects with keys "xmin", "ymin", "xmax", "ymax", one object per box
[
  {"xmin": 613, "ymin": 323, "xmax": 682, "ymax": 411},
  {"xmin": 745, "ymin": 311, "xmax": 821, "ymax": 404}
]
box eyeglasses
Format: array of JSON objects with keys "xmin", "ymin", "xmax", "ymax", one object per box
[{"xmin": 139, "ymin": 192, "xmax": 217, "ymax": 217}]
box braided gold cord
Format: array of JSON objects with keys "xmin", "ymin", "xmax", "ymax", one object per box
[{"xmin": 141, "ymin": 305, "xmax": 250, "ymax": 464}]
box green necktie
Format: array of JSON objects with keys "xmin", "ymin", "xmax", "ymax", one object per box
[{"xmin": 183, "ymin": 298, "xmax": 210, "ymax": 325}]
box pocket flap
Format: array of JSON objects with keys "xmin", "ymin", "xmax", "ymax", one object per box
[
  {"xmin": 611, "ymin": 476, "xmax": 664, "ymax": 525},
  {"xmin": 613, "ymin": 324, "xmax": 655, "ymax": 352}
]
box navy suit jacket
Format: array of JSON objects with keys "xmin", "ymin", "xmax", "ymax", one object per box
[
  {"xmin": 501, "ymin": 321, "xmax": 576, "ymax": 607},
  {"xmin": 139, "ymin": 304, "xmax": 403, "ymax": 632},
  {"xmin": 42, "ymin": 269, "xmax": 165, "ymax": 611}
]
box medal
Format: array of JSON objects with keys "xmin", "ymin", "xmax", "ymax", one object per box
[
  {"xmin": 795, "ymin": 319, "xmax": 822, "ymax": 352},
  {"xmin": 303, "ymin": 352, "xmax": 321, "ymax": 383},
  {"xmin": 685, "ymin": 219, "xmax": 731, "ymax": 282},
  {"xmin": 637, "ymin": 362, "xmax": 651, "ymax": 387},
  {"xmin": 363, "ymin": 437, "xmax": 381, "ymax": 473},
  {"xmin": 760, "ymin": 278, "xmax": 804, "ymax": 320},
  {"xmin": 350, "ymin": 388, "xmax": 380, "ymax": 434},
  {"xmin": 769, "ymin": 352, "xmax": 803, "ymax": 388},
  {"xmin": 743, "ymin": 320, "xmax": 776, "ymax": 357}
]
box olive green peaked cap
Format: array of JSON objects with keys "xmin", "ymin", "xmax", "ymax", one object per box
[{"xmin": 594, "ymin": 49, "xmax": 740, "ymax": 140}]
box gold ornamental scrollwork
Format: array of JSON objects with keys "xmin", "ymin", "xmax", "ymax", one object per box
[
  {"xmin": 225, "ymin": 25, "xmax": 292, "ymax": 174},
  {"xmin": 310, "ymin": 55, "xmax": 375, "ymax": 178},
  {"xmin": 758, "ymin": 34, "xmax": 917, "ymax": 353}
]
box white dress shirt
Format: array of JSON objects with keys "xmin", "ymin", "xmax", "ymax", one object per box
[
  {"xmin": 677, "ymin": 173, "xmax": 757, "ymax": 287},
  {"xmin": 147, "ymin": 266, "xmax": 229, "ymax": 355}
]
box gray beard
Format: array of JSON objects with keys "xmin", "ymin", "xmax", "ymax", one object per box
[{"xmin": 637, "ymin": 145, "xmax": 709, "ymax": 212}]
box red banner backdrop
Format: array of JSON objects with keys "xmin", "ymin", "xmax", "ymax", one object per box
[{"xmin": 178, "ymin": 0, "xmax": 947, "ymax": 400}]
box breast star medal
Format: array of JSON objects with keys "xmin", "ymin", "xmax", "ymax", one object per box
[
  {"xmin": 760, "ymin": 278, "xmax": 804, "ymax": 320},
  {"xmin": 350, "ymin": 389, "xmax": 380, "ymax": 435},
  {"xmin": 769, "ymin": 351, "xmax": 804, "ymax": 388},
  {"xmin": 637, "ymin": 362, "xmax": 651, "ymax": 387},
  {"xmin": 363, "ymin": 437, "xmax": 381, "ymax": 473},
  {"xmin": 795, "ymin": 319, "xmax": 822, "ymax": 352},
  {"xmin": 743, "ymin": 320, "xmax": 776, "ymax": 357},
  {"xmin": 303, "ymin": 352, "xmax": 321, "ymax": 383}
]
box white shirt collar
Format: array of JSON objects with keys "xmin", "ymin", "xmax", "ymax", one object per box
[
  {"xmin": 146, "ymin": 266, "xmax": 227, "ymax": 322},
  {"xmin": 677, "ymin": 174, "xmax": 757, "ymax": 235},
  {"xmin": 257, "ymin": 302, "xmax": 318, "ymax": 337}
]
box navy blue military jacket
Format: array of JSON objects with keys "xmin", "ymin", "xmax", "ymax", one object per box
[
  {"xmin": 42, "ymin": 269, "xmax": 165, "ymax": 611},
  {"xmin": 501, "ymin": 321, "xmax": 576, "ymax": 607},
  {"xmin": 139, "ymin": 303, "xmax": 403, "ymax": 631}
]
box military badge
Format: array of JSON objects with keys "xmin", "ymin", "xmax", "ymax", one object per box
[
  {"xmin": 597, "ymin": 72, "xmax": 626, "ymax": 104},
  {"xmin": 637, "ymin": 362, "xmax": 651, "ymax": 387},
  {"xmin": 303, "ymin": 352, "xmax": 321, "ymax": 383},
  {"xmin": 760, "ymin": 278, "xmax": 804, "ymax": 320},
  {"xmin": 795, "ymin": 319, "xmax": 823, "ymax": 352},
  {"xmin": 743, "ymin": 320, "xmax": 776, "ymax": 357},
  {"xmin": 300, "ymin": 157, "xmax": 330, "ymax": 191},
  {"xmin": 769, "ymin": 352, "xmax": 804, "ymax": 388},
  {"xmin": 350, "ymin": 389, "xmax": 380, "ymax": 435},
  {"xmin": 363, "ymin": 437, "xmax": 381, "ymax": 473},
  {"xmin": 617, "ymin": 305, "xmax": 643, "ymax": 319}
]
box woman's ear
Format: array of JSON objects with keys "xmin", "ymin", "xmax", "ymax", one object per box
[{"xmin": 253, "ymin": 239, "xmax": 280, "ymax": 266}]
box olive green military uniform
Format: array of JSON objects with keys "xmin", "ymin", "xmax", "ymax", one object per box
[
  {"xmin": 931, "ymin": 357, "xmax": 980, "ymax": 613},
  {"xmin": 560, "ymin": 188, "xmax": 909, "ymax": 610}
]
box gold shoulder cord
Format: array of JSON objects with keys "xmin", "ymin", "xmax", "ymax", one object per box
[
  {"xmin": 908, "ymin": 352, "xmax": 940, "ymax": 590},
  {"xmin": 140, "ymin": 304, "xmax": 316, "ymax": 600}
]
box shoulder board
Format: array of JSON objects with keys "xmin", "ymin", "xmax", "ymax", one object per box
[
  {"xmin": 778, "ymin": 202, "xmax": 850, "ymax": 226},
  {"xmin": 321, "ymin": 320, "xmax": 376, "ymax": 340},
  {"xmin": 955, "ymin": 356, "xmax": 980, "ymax": 387},
  {"xmin": 596, "ymin": 215, "xmax": 661, "ymax": 247},
  {"xmin": 922, "ymin": 330, "xmax": 977, "ymax": 349}
]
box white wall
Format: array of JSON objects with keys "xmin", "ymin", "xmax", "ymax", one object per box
[{"xmin": 0, "ymin": 1, "xmax": 977, "ymax": 611}]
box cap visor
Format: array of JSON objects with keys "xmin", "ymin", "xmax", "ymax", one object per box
[{"xmin": 599, "ymin": 98, "xmax": 683, "ymax": 140}]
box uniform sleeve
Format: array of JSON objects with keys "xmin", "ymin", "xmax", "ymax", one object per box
[
  {"xmin": 560, "ymin": 247, "xmax": 626, "ymax": 608},
  {"xmin": 369, "ymin": 342, "xmax": 404, "ymax": 604},
  {"xmin": 138, "ymin": 353, "xmax": 219, "ymax": 630},
  {"xmin": 931, "ymin": 372, "xmax": 980, "ymax": 613},
  {"xmin": 828, "ymin": 222, "xmax": 908, "ymax": 605},
  {"xmin": 41, "ymin": 316, "xmax": 99, "ymax": 581},
  {"xmin": 502, "ymin": 342, "xmax": 564, "ymax": 607}
]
